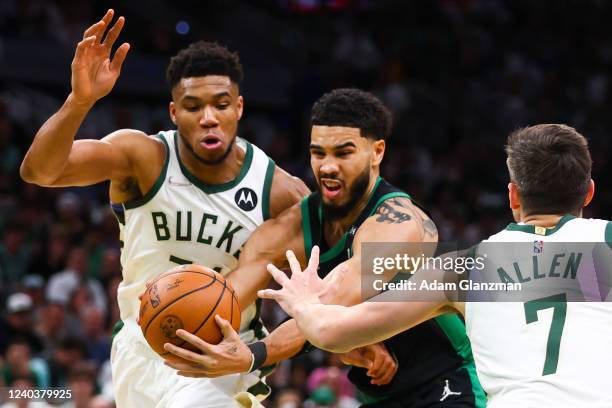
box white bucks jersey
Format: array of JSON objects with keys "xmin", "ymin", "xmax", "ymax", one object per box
[
  {"xmin": 112, "ymin": 130, "xmax": 275, "ymax": 341},
  {"xmin": 465, "ymin": 215, "xmax": 612, "ymax": 407}
]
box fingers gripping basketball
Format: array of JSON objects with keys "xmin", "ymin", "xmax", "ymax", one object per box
[{"xmin": 139, "ymin": 264, "xmax": 241, "ymax": 362}]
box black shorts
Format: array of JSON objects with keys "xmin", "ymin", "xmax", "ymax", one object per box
[{"xmin": 360, "ymin": 366, "xmax": 485, "ymax": 408}]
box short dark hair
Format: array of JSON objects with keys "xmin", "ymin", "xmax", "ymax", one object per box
[
  {"xmin": 311, "ymin": 88, "xmax": 392, "ymax": 141},
  {"xmin": 166, "ymin": 41, "xmax": 243, "ymax": 90},
  {"xmin": 506, "ymin": 124, "xmax": 592, "ymax": 215}
]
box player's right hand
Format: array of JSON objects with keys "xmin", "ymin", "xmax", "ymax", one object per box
[
  {"xmin": 70, "ymin": 9, "xmax": 130, "ymax": 106},
  {"xmin": 339, "ymin": 342, "xmax": 398, "ymax": 386},
  {"xmin": 162, "ymin": 315, "xmax": 253, "ymax": 377}
]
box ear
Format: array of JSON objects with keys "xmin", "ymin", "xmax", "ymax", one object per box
[
  {"xmin": 236, "ymin": 95, "xmax": 244, "ymax": 121},
  {"xmin": 169, "ymin": 101, "xmax": 177, "ymax": 125},
  {"xmin": 371, "ymin": 139, "xmax": 385, "ymax": 167},
  {"xmin": 508, "ymin": 182, "xmax": 521, "ymax": 210},
  {"xmin": 583, "ymin": 179, "xmax": 595, "ymax": 207}
]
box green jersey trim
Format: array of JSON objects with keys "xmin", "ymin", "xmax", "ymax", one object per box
[
  {"xmin": 460, "ymin": 362, "xmax": 487, "ymax": 407},
  {"xmin": 505, "ymin": 214, "xmax": 575, "ymax": 236},
  {"xmin": 111, "ymin": 319, "xmax": 124, "ymax": 343},
  {"xmin": 248, "ymin": 298, "xmax": 267, "ymax": 340},
  {"xmin": 434, "ymin": 314, "xmax": 486, "ymax": 407},
  {"xmin": 246, "ymin": 380, "xmax": 271, "ymax": 399},
  {"xmin": 433, "ymin": 314, "xmax": 472, "ymax": 363},
  {"xmin": 605, "ymin": 222, "xmax": 612, "ymax": 250},
  {"xmin": 320, "ymin": 234, "xmax": 348, "ymax": 263},
  {"xmin": 123, "ymin": 133, "xmax": 170, "ymax": 210},
  {"xmin": 302, "ymin": 197, "xmax": 313, "ymax": 259},
  {"xmin": 319, "ymin": 178, "xmax": 383, "ymax": 259},
  {"xmin": 262, "ymin": 158, "xmax": 276, "ymax": 221},
  {"xmin": 174, "ymin": 132, "xmax": 254, "ymax": 194}
]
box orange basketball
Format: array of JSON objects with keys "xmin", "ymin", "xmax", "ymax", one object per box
[{"xmin": 139, "ymin": 264, "xmax": 241, "ymax": 362}]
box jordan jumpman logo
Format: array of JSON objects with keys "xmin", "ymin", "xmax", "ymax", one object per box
[{"xmin": 440, "ymin": 379, "xmax": 462, "ymax": 401}]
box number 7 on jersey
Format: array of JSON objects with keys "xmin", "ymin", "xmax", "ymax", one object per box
[{"xmin": 524, "ymin": 293, "xmax": 567, "ymax": 376}]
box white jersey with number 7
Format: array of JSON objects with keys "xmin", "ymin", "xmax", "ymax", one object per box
[{"xmin": 465, "ymin": 215, "xmax": 612, "ymax": 407}]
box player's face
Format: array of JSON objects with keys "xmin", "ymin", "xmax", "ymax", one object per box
[
  {"xmin": 310, "ymin": 126, "xmax": 378, "ymax": 218},
  {"xmin": 169, "ymin": 76, "xmax": 243, "ymax": 165}
]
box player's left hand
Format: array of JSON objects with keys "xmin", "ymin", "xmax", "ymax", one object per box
[
  {"xmin": 339, "ymin": 342, "xmax": 398, "ymax": 386},
  {"xmin": 162, "ymin": 315, "xmax": 252, "ymax": 378}
]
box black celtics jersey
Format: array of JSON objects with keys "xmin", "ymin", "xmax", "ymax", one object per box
[{"xmin": 300, "ymin": 177, "xmax": 485, "ymax": 405}]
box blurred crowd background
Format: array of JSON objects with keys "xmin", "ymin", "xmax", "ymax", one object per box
[{"xmin": 1, "ymin": 0, "xmax": 611, "ymax": 407}]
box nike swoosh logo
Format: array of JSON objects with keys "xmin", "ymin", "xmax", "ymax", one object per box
[{"xmin": 168, "ymin": 176, "xmax": 191, "ymax": 186}]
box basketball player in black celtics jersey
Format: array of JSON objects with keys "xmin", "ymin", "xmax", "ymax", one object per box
[{"xmin": 162, "ymin": 89, "xmax": 485, "ymax": 407}]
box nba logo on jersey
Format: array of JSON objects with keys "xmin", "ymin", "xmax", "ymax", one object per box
[{"xmin": 533, "ymin": 240, "xmax": 544, "ymax": 253}]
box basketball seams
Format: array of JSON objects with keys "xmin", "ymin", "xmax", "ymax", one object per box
[
  {"xmin": 142, "ymin": 271, "xmax": 222, "ymax": 337},
  {"xmin": 174, "ymin": 279, "xmax": 227, "ymax": 350},
  {"xmin": 230, "ymin": 288, "xmax": 240, "ymax": 328},
  {"xmin": 141, "ymin": 267, "xmax": 241, "ymax": 359},
  {"xmin": 229, "ymin": 287, "xmax": 235, "ymax": 328},
  {"xmin": 146, "ymin": 268, "xmax": 219, "ymax": 287}
]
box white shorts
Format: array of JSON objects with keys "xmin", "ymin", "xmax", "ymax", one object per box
[{"xmin": 111, "ymin": 320, "xmax": 266, "ymax": 408}]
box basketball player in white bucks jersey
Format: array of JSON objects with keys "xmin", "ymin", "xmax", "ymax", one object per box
[
  {"xmin": 20, "ymin": 10, "xmax": 309, "ymax": 408},
  {"xmin": 261, "ymin": 124, "xmax": 612, "ymax": 407}
]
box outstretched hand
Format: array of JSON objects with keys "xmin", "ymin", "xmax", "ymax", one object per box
[
  {"xmin": 258, "ymin": 246, "xmax": 345, "ymax": 316},
  {"xmin": 71, "ymin": 9, "xmax": 130, "ymax": 105}
]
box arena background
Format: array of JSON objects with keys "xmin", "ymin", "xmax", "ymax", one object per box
[{"xmin": 1, "ymin": 1, "xmax": 611, "ymax": 407}]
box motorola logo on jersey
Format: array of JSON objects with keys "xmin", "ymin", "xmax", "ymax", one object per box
[{"xmin": 235, "ymin": 187, "xmax": 258, "ymax": 211}]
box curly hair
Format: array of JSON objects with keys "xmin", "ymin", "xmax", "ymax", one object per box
[
  {"xmin": 166, "ymin": 41, "xmax": 243, "ymax": 90},
  {"xmin": 310, "ymin": 88, "xmax": 392, "ymax": 141}
]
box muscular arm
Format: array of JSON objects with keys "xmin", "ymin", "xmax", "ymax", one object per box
[
  {"xmin": 263, "ymin": 198, "xmax": 468, "ymax": 352},
  {"xmin": 165, "ymin": 197, "xmax": 438, "ymax": 376},
  {"xmin": 259, "ymin": 196, "xmax": 439, "ymax": 363},
  {"xmin": 236, "ymin": 167, "xmax": 309, "ymax": 364},
  {"xmin": 226, "ymin": 203, "xmax": 309, "ymax": 367},
  {"xmin": 260, "ymin": 319, "xmax": 305, "ymax": 365},
  {"xmin": 158, "ymin": 170, "xmax": 309, "ymax": 375},
  {"xmin": 228, "ymin": 162, "xmax": 308, "ymax": 306},
  {"xmin": 268, "ymin": 165, "xmax": 310, "ymax": 219},
  {"xmin": 22, "ymin": 122, "xmax": 154, "ymax": 186},
  {"xmin": 292, "ymin": 289, "xmax": 454, "ymax": 353},
  {"xmin": 19, "ymin": 10, "xmax": 140, "ymax": 196},
  {"xmin": 263, "ymin": 257, "xmax": 457, "ymax": 353},
  {"xmin": 211, "ymin": 204, "xmax": 308, "ymax": 369},
  {"xmin": 228, "ymin": 199, "xmax": 307, "ymax": 309},
  {"xmin": 20, "ymin": 95, "xmax": 101, "ymax": 186}
]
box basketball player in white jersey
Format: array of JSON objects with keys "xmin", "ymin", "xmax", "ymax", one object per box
[
  {"xmin": 18, "ymin": 9, "xmax": 313, "ymax": 408},
  {"xmin": 261, "ymin": 124, "xmax": 612, "ymax": 406},
  {"xmin": 20, "ymin": 10, "xmax": 397, "ymax": 407}
]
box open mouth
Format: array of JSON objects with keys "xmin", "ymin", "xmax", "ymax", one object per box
[
  {"xmin": 321, "ymin": 178, "xmax": 342, "ymax": 199},
  {"xmin": 200, "ymin": 134, "xmax": 222, "ymax": 150}
]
